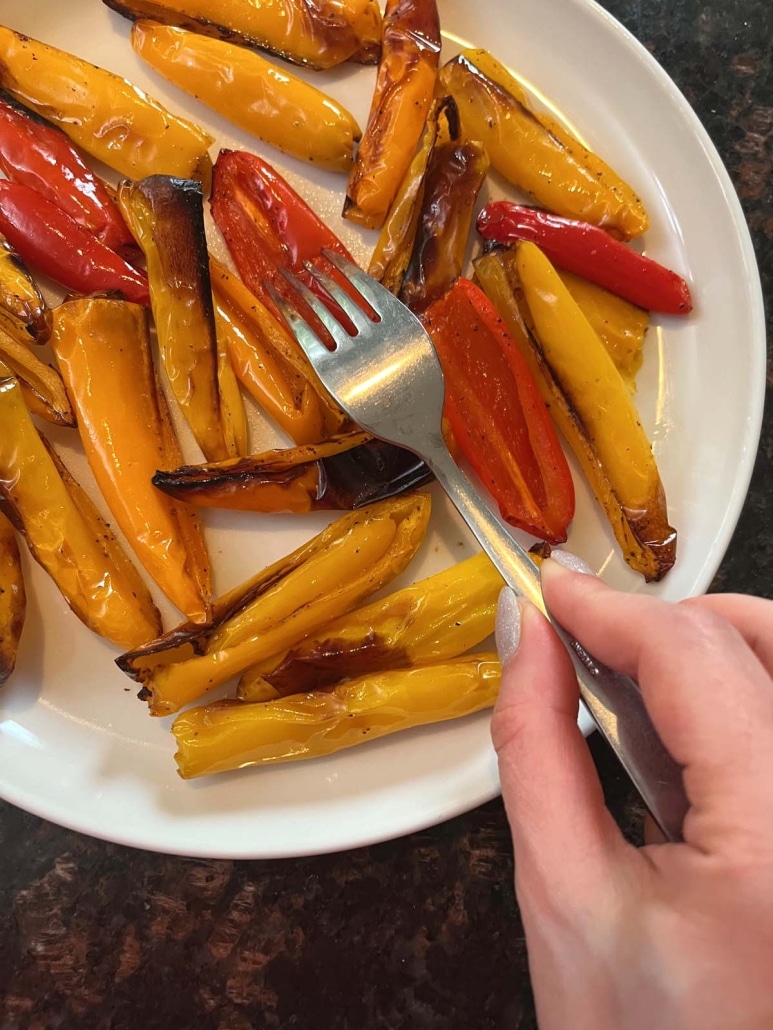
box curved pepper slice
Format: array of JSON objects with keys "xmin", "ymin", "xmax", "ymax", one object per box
[
  {"xmin": 0, "ymin": 363, "xmax": 162, "ymax": 649},
  {"xmin": 557, "ymin": 271, "xmax": 648, "ymax": 391},
  {"xmin": 368, "ymin": 95, "xmax": 454, "ymax": 291},
  {"xmin": 117, "ymin": 492, "xmax": 431, "ymax": 715},
  {"xmin": 210, "ymin": 256, "xmax": 346, "ymax": 444},
  {"xmin": 102, "ymin": 0, "xmax": 383, "ymax": 69},
  {"xmin": 211, "ymin": 148, "xmax": 358, "ymax": 322},
  {"xmin": 398, "ymin": 138, "xmax": 489, "ymax": 313},
  {"xmin": 51, "ymin": 297, "xmax": 213, "ymax": 623},
  {"xmin": 474, "ymin": 245, "xmax": 676, "ymax": 581},
  {"xmin": 0, "ymin": 181, "xmax": 150, "ymax": 305},
  {"xmin": 0, "ymin": 236, "xmax": 51, "ymax": 344},
  {"xmin": 0, "ymin": 510, "xmax": 25, "ymax": 686},
  {"xmin": 344, "ymin": 0, "xmax": 441, "ymax": 229},
  {"xmin": 131, "ymin": 21, "xmax": 361, "ymax": 173},
  {"xmin": 0, "ymin": 89, "xmax": 135, "ymax": 254},
  {"xmin": 173, "ymin": 652, "xmax": 500, "ymax": 778},
  {"xmin": 439, "ymin": 49, "xmax": 648, "ymax": 240},
  {"xmin": 152, "ymin": 431, "xmax": 433, "ymax": 512},
  {"xmin": 0, "ymin": 24, "xmax": 213, "ymax": 185},
  {"xmin": 0, "ymin": 320, "xmax": 74, "ymax": 427},
  {"xmin": 118, "ymin": 176, "xmax": 233, "ymax": 462},
  {"xmin": 477, "ymin": 204, "xmax": 692, "ymax": 315},
  {"xmin": 238, "ymin": 552, "xmax": 504, "ymax": 701},
  {"xmin": 422, "ymin": 278, "xmax": 575, "ymax": 544}
]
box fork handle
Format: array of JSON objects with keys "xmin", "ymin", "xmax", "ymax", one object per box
[{"xmin": 424, "ymin": 438, "xmax": 689, "ymax": 843}]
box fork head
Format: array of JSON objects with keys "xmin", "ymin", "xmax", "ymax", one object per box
[{"xmin": 266, "ymin": 250, "xmax": 448, "ymax": 454}]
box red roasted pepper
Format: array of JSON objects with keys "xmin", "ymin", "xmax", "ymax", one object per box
[
  {"xmin": 211, "ymin": 149, "xmax": 356, "ymax": 321},
  {"xmin": 0, "ymin": 181, "xmax": 149, "ymax": 305},
  {"xmin": 422, "ymin": 277, "xmax": 575, "ymax": 543},
  {"xmin": 477, "ymin": 203, "xmax": 693, "ymax": 316},
  {"xmin": 0, "ymin": 89, "xmax": 135, "ymax": 255}
]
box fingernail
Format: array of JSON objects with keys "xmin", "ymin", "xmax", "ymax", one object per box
[
  {"xmin": 545, "ymin": 549, "xmax": 596, "ymax": 576},
  {"xmin": 495, "ymin": 586, "xmax": 522, "ymax": 667}
]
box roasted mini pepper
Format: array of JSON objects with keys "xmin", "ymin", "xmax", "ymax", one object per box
[
  {"xmin": 51, "ymin": 297, "xmax": 213, "ymax": 623},
  {"xmin": 102, "ymin": 0, "xmax": 383, "ymax": 69},
  {"xmin": 211, "ymin": 149, "xmax": 359, "ymax": 326},
  {"xmin": 439, "ymin": 49, "xmax": 648, "ymax": 240},
  {"xmin": 0, "ymin": 236, "xmax": 51, "ymax": 344},
  {"xmin": 557, "ymin": 271, "xmax": 648, "ymax": 391},
  {"xmin": 474, "ymin": 244, "xmax": 676, "ymax": 580},
  {"xmin": 477, "ymin": 204, "xmax": 692, "ymax": 314},
  {"xmin": 0, "ymin": 88, "xmax": 135, "ymax": 254},
  {"xmin": 422, "ymin": 277, "xmax": 575, "ymax": 543},
  {"xmin": 398, "ymin": 138, "xmax": 490, "ymax": 313},
  {"xmin": 0, "ymin": 24, "xmax": 213, "ymax": 185},
  {"xmin": 0, "ymin": 510, "xmax": 25, "ymax": 686},
  {"xmin": 119, "ymin": 176, "xmax": 234, "ymax": 462},
  {"xmin": 0, "ymin": 181, "xmax": 150, "ymax": 305},
  {"xmin": 132, "ymin": 21, "xmax": 361, "ymax": 173},
  {"xmin": 238, "ymin": 551, "xmax": 504, "ymax": 701},
  {"xmin": 152, "ymin": 431, "xmax": 433, "ymax": 512},
  {"xmin": 117, "ymin": 492, "xmax": 431, "ymax": 715},
  {"xmin": 0, "ymin": 320, "xmax": 74, "ymax": 427},
  {"xmin": 0, "ymin": 362, "xmax": 162, "ymax": 648},
  {"xmin": 210, "ymin": 256, "xmax": 346, "ymax": 444},
  {"xmin": 173, "ymin": 653, "xmax": 501, "ymax": 778},
  {"xmin": 344, "ymin": 0, "xmax": 441, "ymax": 229},
  {"xmin": 368, "ymin": 95, "xmax": 454, "ymax": 292}
]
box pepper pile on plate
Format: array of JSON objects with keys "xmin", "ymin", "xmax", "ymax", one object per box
[{"xmin": 0, "ymin": 0, "xmax": 690, "ymax": 777}]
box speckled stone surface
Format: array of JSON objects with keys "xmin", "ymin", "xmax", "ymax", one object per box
[{"xmin": 1, "ymin": 2, "xmax": 771, "ymax": 1027}]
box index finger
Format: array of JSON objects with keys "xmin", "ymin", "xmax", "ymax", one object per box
[{"xmin": 541, "ymin": 560, "xmax": 773, "ymax": 852}]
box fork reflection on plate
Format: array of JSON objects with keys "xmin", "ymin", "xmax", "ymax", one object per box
[{"xmin": 267, "ymin": 250, "xmax": 689, "ymax": 843}]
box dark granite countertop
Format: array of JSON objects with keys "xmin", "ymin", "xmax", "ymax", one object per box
[{"xmin": 1, "ymin": 2, "xmax": 771, "ymax": 1027}]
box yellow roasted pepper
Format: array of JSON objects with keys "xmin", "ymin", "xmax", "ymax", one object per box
[
  {"xmin": 173, "ymin": 653, "xmax": 501, "ymax": 778},
  {"xmin": 51, "ymin": 297, "xmax": 213, "ymax": 624},
  {"xmin": 132, "ymin": 21, "xmax": 361, "ymax": 173},
  {"xmin": 344, "ymin": 0, "xmax": 441, "ymax": 229},
  {"xmin": 439, "ymin": 49, "xmax": 649, "ymax": 240},
  {"xmin": 0, "ymin": 236, "xmax": 50, "ymax": 344},
  {"xmin": 0, "ymin": 24, "xmax": 213, "ymax": 185},
  {"xmin": 238, "ymin": 551, "xmax": 504, "ymax": 701},
  {"xmin": 210, "ymin": 257, "xmax": 346, "ymax": 444},
  {"xmin": 119, "ymin": 176, "xmax": 234, "ymax": 463},
  {"xmin": 215, "ymin": 325, "xmax": 249, "ymax": 459},
  {"xmin": 368, "ymin": 95, "xmax": 454, "ymax": 292},
  {"xmin": 152, "ymin": 431, "xmax": 371, "ymax": 512},
  {"xmin": 103, "ymin": 0, "xmax": 383, "ymax": 69},
  {"xmin": 0, "ymin": 321, "xmax": 75, "ymax": 427},
  {"xmin": 0, "ymin": 363, "xmax": 162, "ymax": 648},
  {"xmin": 0, "ymin": 510, "xmax": 25, "ymax": 686},
  {"xmin": 474, "ymin": 245, "xmax": 675, "ymax": 581},
  {"xmin": 117, "ymin": 492, "xmax": 431, "ymax": 715},
  {"xmin": 558, "ymin": 271, "xmax": 648, "ymax": 391}
]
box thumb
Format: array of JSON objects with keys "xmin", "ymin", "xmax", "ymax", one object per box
[{"xmin": 492, "ymin": 587, "xmax": 626, "ymax": 906}]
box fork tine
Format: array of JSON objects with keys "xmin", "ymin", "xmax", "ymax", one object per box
[
  {"xmin": 321, "ymin": 249, "xmax": 388, "ymax": 311},
  {"xmin": 304, "ymin": 263, "xmax": 375, "ymax": 335},
  {"xmin": 264, "ymin": 281, "xmax": 331, "ymax": 367},
  {"xmin": 277, "ymin": 268, "xmax": 353, "ymax": 346}
]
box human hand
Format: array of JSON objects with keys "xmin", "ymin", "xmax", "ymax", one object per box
[{"xmin": 491, "ymin": 558, "xmax": 773, "ymax": 1030}]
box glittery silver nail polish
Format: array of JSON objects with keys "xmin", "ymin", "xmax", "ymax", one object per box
[
  {"xmin": 495, "ymin": 586, "xmax": 522, "ymax": 667},
  {"xmin": 548, "ymin": 549, "xmax": 596, "ymax": 576}
]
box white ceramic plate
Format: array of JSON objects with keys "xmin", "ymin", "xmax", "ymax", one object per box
[{"xmin": 0, "ymin": 0, "xmax": 765, "ymax": 858}]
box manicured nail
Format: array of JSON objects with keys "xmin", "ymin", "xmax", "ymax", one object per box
[
  {"xmin": 495, "ymin": 586, "xmax": 522, "ymax": 667},
  {"xmin": 546, "ymin": 549, "xmax": 596, "ymax": 576}
]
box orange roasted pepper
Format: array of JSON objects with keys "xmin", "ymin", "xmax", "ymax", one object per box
[{"xmin": 52, "ymin": 297, "xmax": 213, "ymax": 623}]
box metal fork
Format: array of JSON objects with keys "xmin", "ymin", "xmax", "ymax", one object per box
[{"xmin": 269, "ymin": 250, "xmax": 689, "ymax": 843}]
